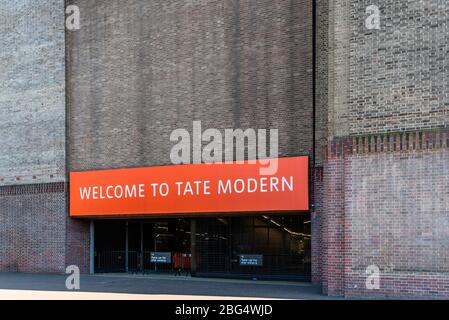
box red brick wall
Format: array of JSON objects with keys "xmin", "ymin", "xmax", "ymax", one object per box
[
  {"xmin": 66, "ymin": 218, "xmax": 90, "ymax": 274},
  {"xmin": 320, "ymin": 130, "xmax": 449, "ymax": 298},
  {"xmin": 320, "ymin": 138, "xmax": 352, "ymax": 295},
  {"xmin": 345, "ymin": 271, "xmax": 449, "ymax": 298},
  {"xmin": 0, "ymin": 183, "xmax": 90, "ymax": 274}
]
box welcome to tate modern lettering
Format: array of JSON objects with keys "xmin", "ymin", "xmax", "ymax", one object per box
[
  {"xmin": 79, "ymin": 176, "xmax": 294, "ymax": 200},
  {"xmin": 69, "ymin": 157, "xmax": 309, "ymax": 217}
]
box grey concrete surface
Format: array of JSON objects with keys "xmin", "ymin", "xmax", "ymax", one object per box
[{"xmin": 0, "ymin": 273, "xmax": 331, "ymax": 300}]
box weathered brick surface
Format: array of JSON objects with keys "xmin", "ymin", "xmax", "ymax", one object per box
[
  {"xmin": 0, "ymin": 1, "xmax": 85, "ymax": 274},
  {"xmin": 65, "ymin": 218, "xmax": 90, "ymax": 274},
  {"xmin": 315, "ymin": 0, "xmax": 329, "ymax": 165},
  {"xmin": 349, "ymin": 0, "xmax": 449, "ymax": 134},
  {"xmin": 321, "ymin": 138, "xmax": 352, "ymax": 295},
  {"xmin": 319, "ymin": 0, "xmax": 449, "ymax": 298},
  {"xmin": 0, "ymin": 183, "xmax": 67, "ymax": 273},
  {"xmin": 0, "ymin": 0, "xmax": 66, "ymax": 185},
  {"xmin": 344, "ymin": 147, "xmax": 449, "ymax": 298},
  {"xmin": 321, "ymin": 131, "xmax": 449, "ymax": 297},
  {"xmin": 327, "ymin": 0, "xmax": 351, "ymax": 138},
  {"xmin": 0, "ymin": 183, "xmax": 89, "ymax": 273},
  {"xmin": 327, "ymin": 0, "xmax": 449, "ymax": 138},
  {"xmin": 67, "ymin": 0, "xmax": 314, "ymax": 170},
  {"xmin": 345, "ymin": 271, "xmax": 449, "ymax": 299},
  {"xmin": 311, "ymin": 167, "xmax": 323, "ymax": 285}
]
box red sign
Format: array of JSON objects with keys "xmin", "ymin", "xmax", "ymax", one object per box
[{"xmin": 69, "ymin": 156, "xmax": 309, "ymax": 217}]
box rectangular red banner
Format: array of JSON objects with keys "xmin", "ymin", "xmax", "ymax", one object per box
[{"xmin": 69, "ymin": 156, "xmax": 309, "ymax": 217}]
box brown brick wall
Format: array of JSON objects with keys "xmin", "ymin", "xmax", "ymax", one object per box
[
  {"xmin": 319, "ymin": 0, "xmax": 449, "ymax": 298},
  {"xmin": 315, "ymin": 0, "xmax": 329, "ymax": 165},
  {"xmin": 345, "ymin": 271, "xmax": 449, "ymax": 299},
  {"xmin": 311, "ymin": 167, "xmax": 323, "ymax": 285},
  {"xmin": 321, "ymin": 138, "xmax": 352, "ymax": 295},
  {"xmin": 344, "ymin": 147, "xmax": 449, "ymax": 298},
  {"xmin": 349, "ymin": 0, "xmax": 449, "ymax": 134},
  {"xmin": 0, "ymin": 183, "xmax": 89, "ymax": 273},
  {"xmin": 0, "ymin": 183, "xmax": 67, "ymax": 273},
  {"xmin": 327, "ymin": 0, "xmax": 351, "ymax": 138},
  {"xmin": 327, "ymin": 0, "xmax": 449, "ymax": 138},
  {"xmin": 67, "ymin": 0, "xmax": 314, "ymax": 171},
  {"xmin": 321, "ymin": 130, "xmax": 449, "ymax": 298},
  {"xmin": 65, "ymin": 218, "xmax": 90, "ymax": 274}
]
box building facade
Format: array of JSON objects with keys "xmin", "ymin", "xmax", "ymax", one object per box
[
  {"xmin": 318, "ymin": 0, "xmax": 449, "ymax": 297},
  {"xmin": 0, "ymin": 0, "xmax": 448, "ymax": 298}
]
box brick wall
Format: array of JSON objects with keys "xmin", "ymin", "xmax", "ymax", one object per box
[
  {"xmin": 349, "ymin": 0, "xmax": 449, "ymax": 134},
  {"xmin": 67, "ymin": 0, "xmax": 314, "ymax": 171},
  {"xmin": 327, "ymin": 0, "xmax": 351, "ymax": 138},
  {"xmin": 324, "ymin": 0, "xmax": 449, "ymax": 138},
  {"xmin": 0, "ymin": 0, "xmax": 66, "ymax": 185},
  {"xmin": 320, "ymin": 0, "xmax": 449, "ymax": 298},
  {"xmin": 321, "ymin": 138, "xmax": 352, "ymax": 295},
  {"xmin": 321, "ymin": 132, "xmax": 449, "ymax": 298},
  {"xmin": 0, "ymin": 183, "xmax": 90, "ymax": 273},
  {"xmin": 311, "ymin": 167, "xmax": 324, "ymax": 285},
  {"xmin": 65, "ymin": 218, "xmax": 90, "ymax": 274},
  {"xmin": 315, "ymin": 0, "xmax": 329, "ymax": 165},
  {"xmin": 0, "ymin": 1, "xmax": 89, "ymax": 274},
  {"xmin": 0, "ymin": 183, "xmax": 67, "ymax": 273},
  {"xmin": 345, "ymin": 134, "xmax": 449, "ymax": 298}
]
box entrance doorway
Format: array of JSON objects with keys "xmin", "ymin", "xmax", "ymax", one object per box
[
  {"xmin": 195, "ymin": 215, "xmax": 311, "ymax": 281},
  {"xmin": 94, "ymin": 219, "xmax": 191, "ymax": 274},
  {"xmin": 93, "ymin": 214, "xmax": 311, "ymax": 281}
]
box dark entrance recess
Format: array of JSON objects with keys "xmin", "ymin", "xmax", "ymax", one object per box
[
  {"xmin": 94, "ymin": 215, "xmax": 311, "ymax": 281},
  {"xmin": 94, "ymin": 219, "xmax": 190, "ymax": 274},
  {"xmin": 195, "ymin": 215, "xmax": 311, "ymax": 281}
]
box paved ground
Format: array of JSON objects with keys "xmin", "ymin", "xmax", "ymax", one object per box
[{"xmin": 0, "ymin": 273, "xmax": 332, "ymax": 300}]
